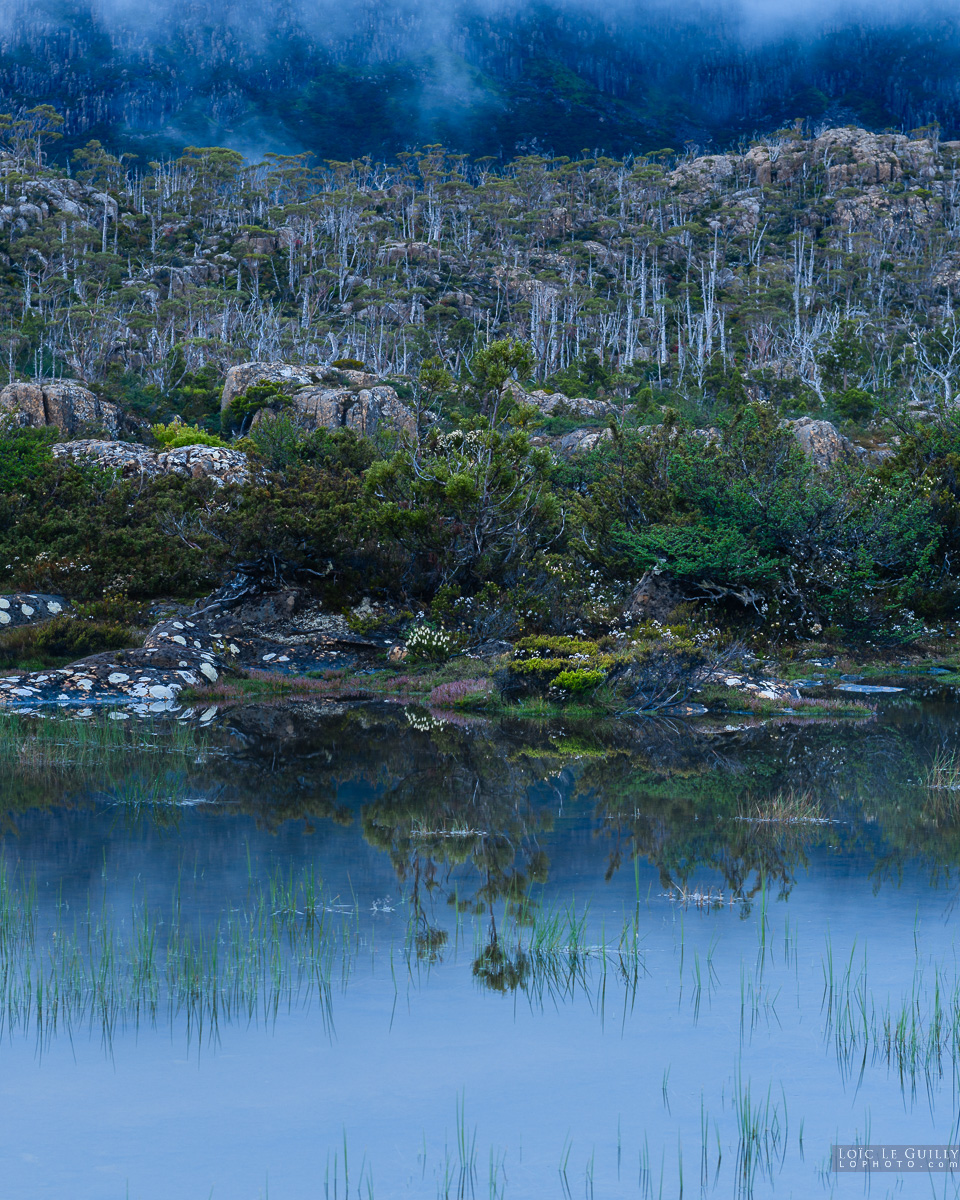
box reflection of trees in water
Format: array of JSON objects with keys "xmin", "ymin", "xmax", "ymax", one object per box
[
  {"xmin": 360, "ymin": 741, "xmax": 555, "ymax": 965},
  {"xmin": 472, "ymin": 941, "xmax": 530, "ymax": 993},
  {"xmin": 168, "ymin": 698, "xmax": 960, "ymax": 913}
]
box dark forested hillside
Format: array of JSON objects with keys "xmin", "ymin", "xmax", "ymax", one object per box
[{"xmin": 1, "ymin": 0, "xmax": 960, "ymax": 162}]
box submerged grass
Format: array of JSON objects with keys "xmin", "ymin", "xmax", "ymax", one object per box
[{"xmin": 465, "ymin": 901, "xmax": 646, "ymax": 1019}]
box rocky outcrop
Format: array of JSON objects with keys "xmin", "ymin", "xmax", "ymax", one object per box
[
  {"xmin": 554, "ymin": 427, "xmax": 612, "ymax": 456},
  {"xmin": 0, "ymin": 640, "xmax": 230, "ymax": 711},
  {"xmin": 380, "ymin": 241, "xmax": 440, "ymax": 264},
  {"xmin": 0, "ymin": 584, "xmax": 385, "ymax": 710},
  {"xmin": 0, "ymin": 380, "xmax": 121, "ymax": 438},
  {"xmin": 0, "ymin": 593, "xmax": 69, "ymax": 628},
  {"xmin": 665, "ymin": 130, "xmax": 940, "ymax": 217},
  {"xmin": 344, "ymin": 386, "xmax": 415, "ymax": 436},
  {"xmin": 666, "ymin": 154, "xmax": 739, "ymax": 193},
  {"xmin": 507, "ymin": 382, "xmax": 613, "ymax": 420},
  {"xmin": 222, "ymin": 361, "xmax": 415, "ymax": 437},
  {"xmin": 254, "ymin": 382, "xmax": 416, "ymax": 437},
  {"xmin": 0, "ymin": 176, "xmax": 119, "ymax": 236},
  {"xmin": 193, "ymin": 582, "xmax": 383, "ymax": 669},
  {"xmin": 220, "ymin": 362, "xmax": 324, "ymax": 412},
  {"xmin": 52, "ymin": 440, "xmax": 249, "ymax": 485},
  {"xmin": 788, "ymin": 418, "xmax": 857, "ymax": 469},
  {"xmin": 742, "ymin": 128, "xmax": 932, "ymax": 189}
]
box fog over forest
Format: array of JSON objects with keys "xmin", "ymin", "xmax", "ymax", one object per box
[{"xmin": 0, "ymin": 0, "xmax": 957, "ymax": 160}]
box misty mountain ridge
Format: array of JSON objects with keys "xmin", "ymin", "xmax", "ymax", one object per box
[{"xmin": 1, "ymin": 0, "xmax": 960, "ymax": 162}]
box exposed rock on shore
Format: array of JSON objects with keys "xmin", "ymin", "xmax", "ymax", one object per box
[
  {"xmin": 0, "ymin": 582, "xmax": 382, "ymax": 710},
  {"xmin": 0, "ymin": 634, "xmax": 229, "ymax": 711},
  {"xmin": 0, "ymin": 592, "xmax": 69, "ymax": 627}
]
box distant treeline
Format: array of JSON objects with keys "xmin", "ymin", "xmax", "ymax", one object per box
[{"xmin": 1, "ymin": 0, "xmax": 960, "ymax": 161}]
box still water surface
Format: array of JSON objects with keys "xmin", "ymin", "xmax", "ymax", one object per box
[{"xmin": 1, "ymin": 697, "xmax": 959, "ymax": 1198}]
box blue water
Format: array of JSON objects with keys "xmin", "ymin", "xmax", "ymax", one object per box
[{"xmin": 1, "ymin": 704, "xmax": 959, "ymax": 1199}]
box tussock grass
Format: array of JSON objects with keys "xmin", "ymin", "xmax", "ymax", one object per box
[
  {"xmin": 925, "ymin": 748, "xmax": 960, "ymax": 793},
  {"xmin": 821, "ymin": 934, "xmax": 960, "ymax": 1094},
  {"xmin": 921, "ymin": 749, "xmax": 960, "ymax": 823},
  {"xmin": 736, "ymin": 791, "xmax": 830, "ymax": 825}
]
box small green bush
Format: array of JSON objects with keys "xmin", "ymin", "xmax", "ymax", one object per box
[
  {"xmin": 151, "ymin": 420, "xmax": 228, "ymax": 449},
  {"xmin": 505, "ymin": 634, "xmax": 611, "ymax": 699},
  {"xmin": 224, "ymin": 381, "xmax": 293, "ymax": 434},
  {"xmin": 553, "ymin": 668, "xmax": 605, "ymax": 692},
  {"xmin": 834, "ymin": 388, "xmax": 876, "ymax": 423}
]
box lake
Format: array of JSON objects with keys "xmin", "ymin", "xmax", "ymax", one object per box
[{"xmin": 1, "ymin": 694, "xmax": 959, "ymax": 1199}]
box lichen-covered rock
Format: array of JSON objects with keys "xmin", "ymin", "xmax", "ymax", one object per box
[
  {"xmin": 666, "ymin": 154, "xmax": 738, "ymax": 192},
  {"xmin": 336, "ymin": 369, "xmax": 380, "ymax": 388},
  {"xmin": 0, "ymin": 593, "xmax": 69, "ymax": 628},
  {"xmin": 281, "ymin": 385, "xmax": 349, "ymax": 429},
  {"xmin": 52, "ymin": 440, "xmax": 153, "ymax": 473},
  {"xmin": 51, "ymin": 440, "xmax": 249, "ymax": 486},
  {"xmin": 0, "ymin": 380, "xmax": 121, "ymax": 437},
  {"xmin": 380, "ymin": 241, "xmax": 440, "ymax": 264},
  {"xmin": 555, "ymin": 427, "xmax": 613, "ymax": 456},
  {"xmin": 0, "ymin": 642, "xmax": 230, "ymax": 710},
  {"xmin": 788, "ymin": 418, "xmax": 857, "ymax": 469},
  {"xmin": 220, "ymin": 361, "xmax": 324, "ymax": 412},
  {"xmin": 258, "ymin": 382, "xmax": 416, "ymax": 437},
  {"xmin": 157, "ymin": 445, "xmax": 249, "ymax": 483},
  {"xmin": 222, "ymin": 361, "xmax": 411, "ymax": 436},
  {"xmin": 345, "ymin": 386, "xmax": 416, "ymax": 436},
  {"xmin": 0, "ymin": 587, "xmax": 385, "ymax": 709},
  {"xmin": 744, "ymin": 129, "xmax": 913, "ymax": 189},
  {"xmin": 507, "ymin": 382, "xmax": 612, "ymax": 420}
]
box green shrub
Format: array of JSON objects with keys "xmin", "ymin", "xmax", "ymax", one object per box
[
  {"xmin": 151, "ymin": 420, "xmax": 228, "ymax": 449},
  {"xmin": 580, "ymin": 404, "xmax": 942, "ymax": 634},
  {"xmin": 224, "ymin": 381, "xmax": 293, "ymax": 434},
  {"xmin": 553, "ymin": 668, "xmax": 605, "ymax": 692},
  {"xmin": 504, "ymin": 634, "xmax": 611, "ymax": 699},
  {"xmin": 0, "ymin": 426, "xmax": 57, "ymax": 491},
  {"xmin": 834, "ymin": 388, "xmax": 876, "ymax": 423},
  {"xmin": 0, "ymin": 440, "xmax": 225, "ymax": 599}
]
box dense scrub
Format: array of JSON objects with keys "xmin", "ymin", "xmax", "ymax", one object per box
[
  {"xmin": 1, "ymin": 393, "xmax": 956, "ymax": 644},
  {"xmin": 1, "ymin": 122, "xmax": 959, "ymax": 644}
]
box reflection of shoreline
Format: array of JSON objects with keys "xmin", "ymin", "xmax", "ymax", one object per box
[{"xmin": 0, "ymin": 698, "xmax": 956, "ymax": 905}]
